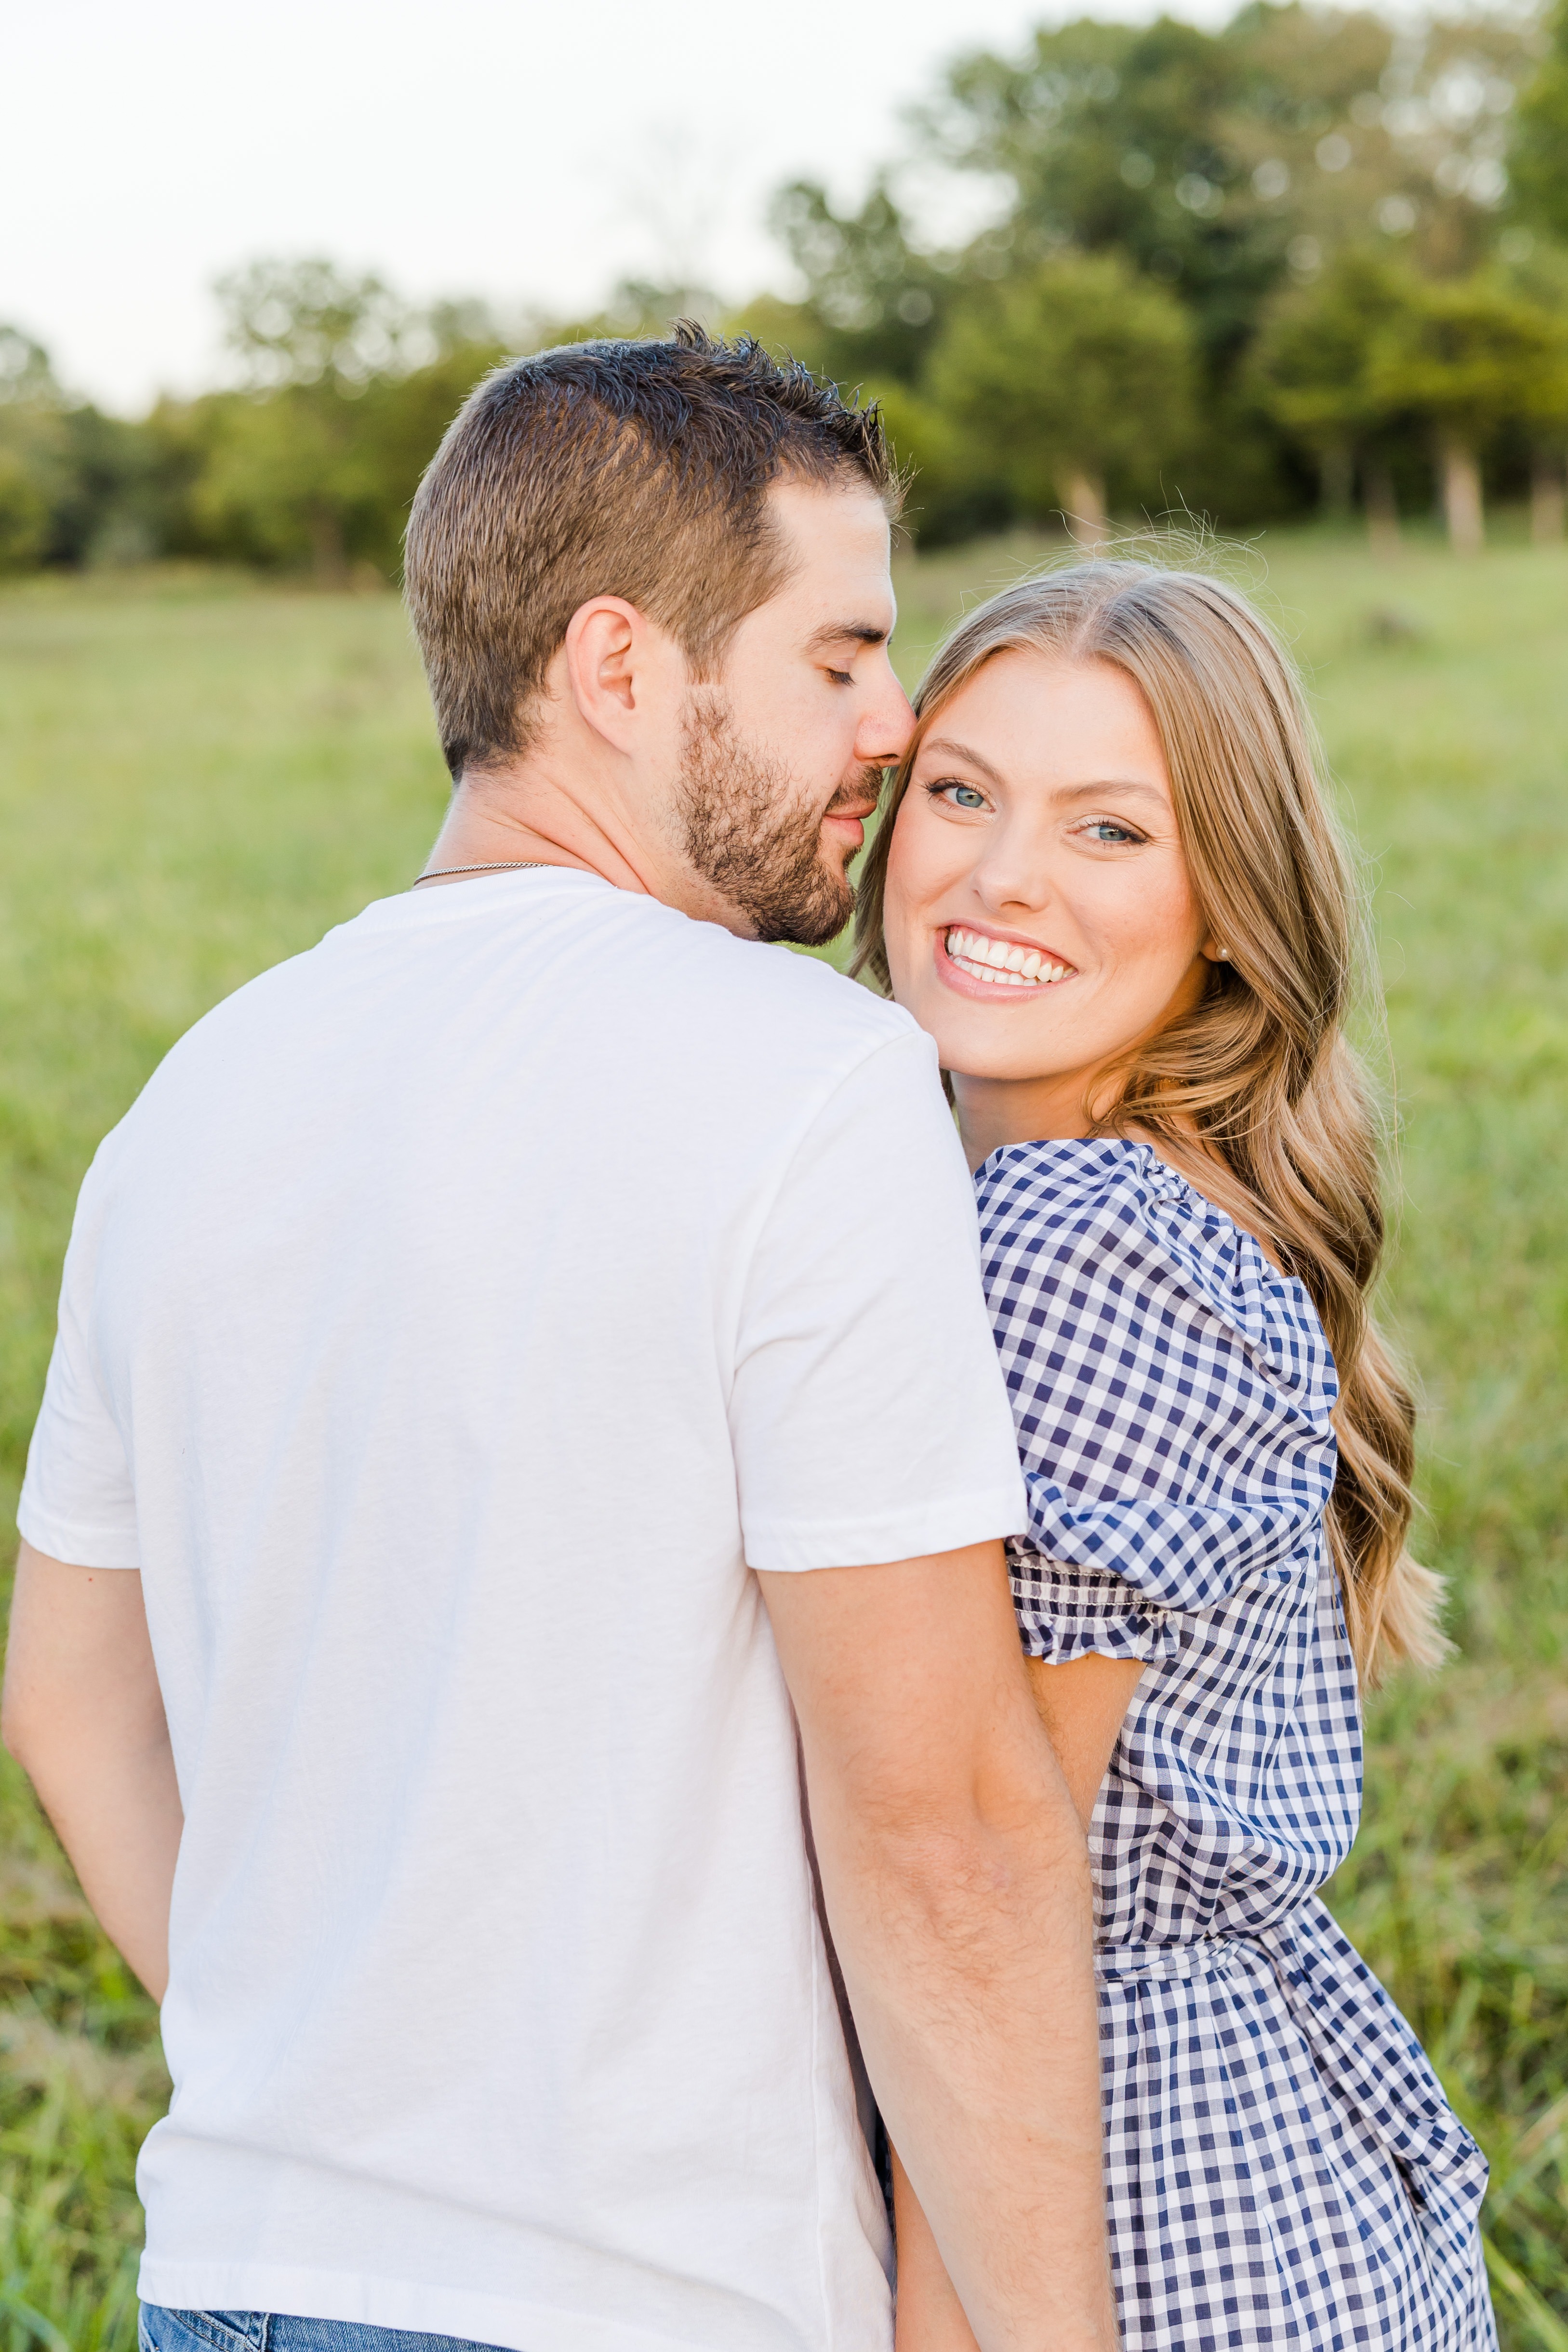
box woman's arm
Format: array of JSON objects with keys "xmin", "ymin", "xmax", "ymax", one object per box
[
  {"xmin": 1025, "ymin": 1651, "xmax": 1145, "ymax": 1831},
  {"xmin": 891, "ymin": 1649, "xmax": 1143, "ymax": 2350},
  {"xmin": 893, "ymin": 2143, "xmax": 985, "ymax": 2352}
]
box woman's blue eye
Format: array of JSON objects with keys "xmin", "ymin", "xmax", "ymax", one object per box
[
  {"xmin": 948, "ymin": 785, "xmax": 987, "ymax": 810},
  {"xmin": 1085, "ymin": 820, "xmax": 1139, "ymax": 842}
]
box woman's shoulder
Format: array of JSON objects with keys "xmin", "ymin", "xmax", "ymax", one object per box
[{"xmin": 974, "ymin": 1135, "xmax": 1337, "ymax": 1417}]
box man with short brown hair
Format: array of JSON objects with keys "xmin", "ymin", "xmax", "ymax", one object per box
[
  {"xmin": 405, "ymin": 325, "xmax": 907, "ymax": 945},
  {"xmin": 7, "ymin": 329, "xmax": 1115, "ymax": 2352}
]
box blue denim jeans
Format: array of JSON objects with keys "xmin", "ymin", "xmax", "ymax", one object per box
[{"xmin": 140, "ymin": 2310, "xmax": 511, "ymax": 2352}]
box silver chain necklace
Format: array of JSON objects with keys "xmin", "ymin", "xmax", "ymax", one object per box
[{"xmin": 410, "ymin": 860, "xmax": 553, "ymax": 888}]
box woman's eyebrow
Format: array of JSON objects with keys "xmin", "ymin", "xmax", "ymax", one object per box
[
  {"xmin": 1054, "ymin": 778, "xmax": 1169, "ymax": 806},
  {"xmin": 919, "ymin": 735, "xmax": 1008, "ymax": 785}
]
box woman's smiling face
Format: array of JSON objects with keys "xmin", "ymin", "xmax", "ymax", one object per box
[{"xmin": 882, "ymin": 649, "xmax": 1219, "ymax": 1146}]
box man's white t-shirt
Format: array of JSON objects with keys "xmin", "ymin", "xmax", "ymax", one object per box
[{"xmin": 20, "ymin": 870, "xmax": 1026, "ymax": 2352}]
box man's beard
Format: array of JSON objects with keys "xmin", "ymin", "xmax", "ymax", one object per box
[{"xmin": 676, "ymin": 689, "xmax": 881, "ymax": 947}]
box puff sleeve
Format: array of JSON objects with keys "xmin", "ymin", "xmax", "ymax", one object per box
[{"xmin": 973, "ymin": 1141, "xmax": 1339, "ymax": 1663}]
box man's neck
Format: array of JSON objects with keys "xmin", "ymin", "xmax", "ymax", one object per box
[
  {"xmin": 419, "ymin": 767, "xmax": 754, "ymax": 938},
  {"xmin": 417, "ymin": 766, "xmax": 642, "ymax": 894}
]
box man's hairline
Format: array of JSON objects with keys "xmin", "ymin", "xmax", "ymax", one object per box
[
  {"xmin": 575, "ymin": 458, "xmax": 892, "ymax": 680},
  {"xmin": 454, "ymin": 458, "xmax": 893, "ymax": 784},
  {"xmin": 712, "ymin": 462, "xmax": 896, "ymax": 662}
]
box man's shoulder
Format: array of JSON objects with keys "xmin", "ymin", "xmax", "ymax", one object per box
[
  {"xmin": 710, "ymin": 941, "xmax": 907, "ymax": 1044},
  {"xmin": 97, "ymin": 890, "xmax": 925, "ymax": 1177},
  {"xmin": 583, "ymin": 905, "xmax": 934, "ymax": 1146},
  {"xmin": 691, "ymin": 931, "xmax": 916, "ymax": 1052}
]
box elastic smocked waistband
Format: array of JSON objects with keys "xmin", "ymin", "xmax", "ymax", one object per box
[{"xmin": 1095, "ymin": 1919, "xmax": 1311, "ymax": 1984}]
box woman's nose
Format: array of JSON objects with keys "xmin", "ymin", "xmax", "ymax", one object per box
[{"xmin": 972, "ymin": 842, "xmax": 1051, "ymax": 916}]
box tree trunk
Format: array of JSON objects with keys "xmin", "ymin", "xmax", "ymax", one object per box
[
  {"xmin": 308, "ymin": 504, "xmax": 350, "ymax": 588},
  {"xmin": 1062, "ymin": 469, "xmax": 1108, "ymax": 552},
  {"xmin": 1362, "ymin": 459, "xmax": 1400, "ymax": 557},
  {"xmin": 1530, "ymin": 451, "xmax": 1565, "ymax": 545},
  {"xmin": 1320, "ymin": 439, "xmax": 1354, "ymax": 521},
  {"xmin": 1438, "ymin": 434, "xmax": 1484, "ymax": 554}
]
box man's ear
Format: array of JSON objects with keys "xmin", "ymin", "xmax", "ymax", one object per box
[{"xmin": 561, "ymin": 596, "xmax": 678, "ymax": 754}]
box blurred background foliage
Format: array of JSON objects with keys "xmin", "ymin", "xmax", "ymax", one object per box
[{"xmin": 6, "ymin": 0, "xmax": 1568, "ymax": 576}]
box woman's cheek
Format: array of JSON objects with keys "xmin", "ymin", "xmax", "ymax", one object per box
[
  {"xmin": 881, "ymin": 830, "xmax": 929, "ymax": 992},
  {"xmin": 880, "ymin": 882, "xmax": 919, "ymax": 1004}
]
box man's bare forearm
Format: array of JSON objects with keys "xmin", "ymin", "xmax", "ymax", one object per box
[
  {"xmin": 2, "ymin": 1545, "xmax": 182, "ymax": 1999},
  {"xmin": 21, "ymin": 1708, "xmax": 181, "ymax": 2000},
  {"xmin": 890, "ymin": 1654, "xmax": 1145, "ymax": 2350},
  {"xmin": 815, "ymin": 1734, "xmax": 1114, "ymax": 2348},
  {"xmin": 756, "ymin": 1549, "xmax": 1117, "ymax": 2348}
]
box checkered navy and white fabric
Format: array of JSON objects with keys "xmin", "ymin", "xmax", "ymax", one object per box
[{"xmin": 975, "ymin": 1137, "xmax": 1497, "ymax": 2352}]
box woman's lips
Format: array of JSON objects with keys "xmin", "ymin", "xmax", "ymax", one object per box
[{"xmin": 937, "ymin": 924, "xmax": 1076, "ymax": 997}]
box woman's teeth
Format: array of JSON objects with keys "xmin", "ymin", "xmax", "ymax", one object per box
[{"xmin": 944, "ymin": 928, "xmax": 1072, "ymax": 988}]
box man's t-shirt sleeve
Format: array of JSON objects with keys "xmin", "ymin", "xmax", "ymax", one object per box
[
  {"xmin": 731, "ymin": 1027, "xmax": 1026, "ymax": 1573},
  {"xmin": 17, "ymin": 1166, "xmax": 141, "ymax": 1569}
]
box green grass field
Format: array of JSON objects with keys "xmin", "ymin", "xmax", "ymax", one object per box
[{"xmin": 1, "ymin": 531, "xmax": 1565, "ymax": 2348}]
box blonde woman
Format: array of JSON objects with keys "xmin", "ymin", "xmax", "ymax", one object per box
[{"xmin": 856, "ymin": 562, "xmax": 1497, "ymax": 2352}]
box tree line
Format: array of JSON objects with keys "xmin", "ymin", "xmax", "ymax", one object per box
[{"xmin": 5, "ymin": 0, "xmax": 1568, "ymax": 577}]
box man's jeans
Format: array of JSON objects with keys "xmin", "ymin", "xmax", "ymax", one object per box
[{"xmin": 140, "ymin": 2310, "xmax": 509, "ymax": 2352}]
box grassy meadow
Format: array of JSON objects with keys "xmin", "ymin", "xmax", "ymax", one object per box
[{"xmin": 1, "ymin": 530, "xmax": 1566, "ymax": 2347}]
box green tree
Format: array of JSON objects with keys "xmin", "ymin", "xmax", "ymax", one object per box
[
  {"xmin": 765, "ymin": 177, "xmax": 950, "ymax": 387},
  {"xmin": 49, "ymin": 404, "xmax": 203, "ymax": 566},
  {"xmin": 919, "ymin": 15, "xmax": 1276, "ymax": 370},
  {"xmin": 765, "ymin": 4, "xmax": 1518, "ymax": 529},
  {"xmin": 0, "ymin": 433, "xmax": 55, "ymax": 573},
  {"xmin": 217, "ymin": 255, "xmax": 415, "ymax": 393},
  {"xmin": 911, "ymin": 8, "xmax": 1531, "ymax": 372},
  {"xmin": 929, "ymin": 251, "xmax": 1196, "ymax": 544},
  {"xmin": 1367, "ymin": 273, "xmax": 1568, "ymax": 549},
  {"xmin": 0, "ymin": 322, "xmax": 54, "ymax": 406},
  {"xmin": 205, "ymin": 257, "xmax": 418, "ymax": 582},
  {"xmin": 859, "ymin": 378, "xmax": 1007, "ymax": 545},
  {"xmin": 1497, "ymin": 237, "xmax": 1568, "ymax": 541},
  {"xmin": 0, "ymin": 327, "xmax": 210, "ymax": 572},
  {"xmin": 1510, "ymin": 0, "xmax": 1568, "ymax": 244},
  {"xmin": 189, "ymin": 388, "xmax": 379, "ymax": 577},
  {"xmin": 0, "ymin": 327, "xmax": 68, "ymax": 572},
  {"xmin": 357, "ymin": 335, "xmax": 508, "ymax": 575},
  {"xmin": 727, "ymin": 291, "xmax": 834, "ymax": 381},
  {"xmin": 1251, "ymin": 251, "xmax": 1419, "ymax": 547}
]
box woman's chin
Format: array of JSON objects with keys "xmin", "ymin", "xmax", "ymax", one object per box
[
  {"xmin": 945, "ymin": 1055, "xmax": 1057, "ymax": 1089},
  {"xmin": 890, "ymin": 974, "xmax": 1061, "ymax": 1083},
  {"xmin": 923, "ymin": 1020, "xmax": 1060, "ymax": 1088}
]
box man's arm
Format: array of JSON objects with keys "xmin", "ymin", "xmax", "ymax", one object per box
[
  {"xmin": 759, "ymin": 1542, "xmax": 1117, "ymax": 2352},
  {"xmin": 1, "ymin": 1540, "xmax": 182, "ymax": 2000},
  {"xmin": 886, "ymin": 1649, "xmax": 1145, "ymax": 2352}
]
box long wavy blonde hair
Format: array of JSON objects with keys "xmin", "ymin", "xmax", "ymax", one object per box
[{"xmin": 854, "ymin": 560, "xmax": 1445, "ymax": 1685}]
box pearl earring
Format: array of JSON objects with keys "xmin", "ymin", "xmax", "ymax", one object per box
[{"xmin": 1216, "ymin": 947, "xmax": 1230, "ymax": 960}]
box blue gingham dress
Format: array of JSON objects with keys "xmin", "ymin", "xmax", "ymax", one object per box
[{"xmin": 975, "ymin": 1138, "xmax": 1496, "ymax": 2352}]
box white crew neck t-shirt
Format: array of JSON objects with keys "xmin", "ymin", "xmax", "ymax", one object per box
[{"xmin": 20, "ymin": 869, "xmax": 1026, "ymax": 2352}]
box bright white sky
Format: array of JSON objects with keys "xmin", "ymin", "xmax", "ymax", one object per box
[{"xmin": 10, "ymin": 0, "xmax": 1234, "ymax": 413}]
